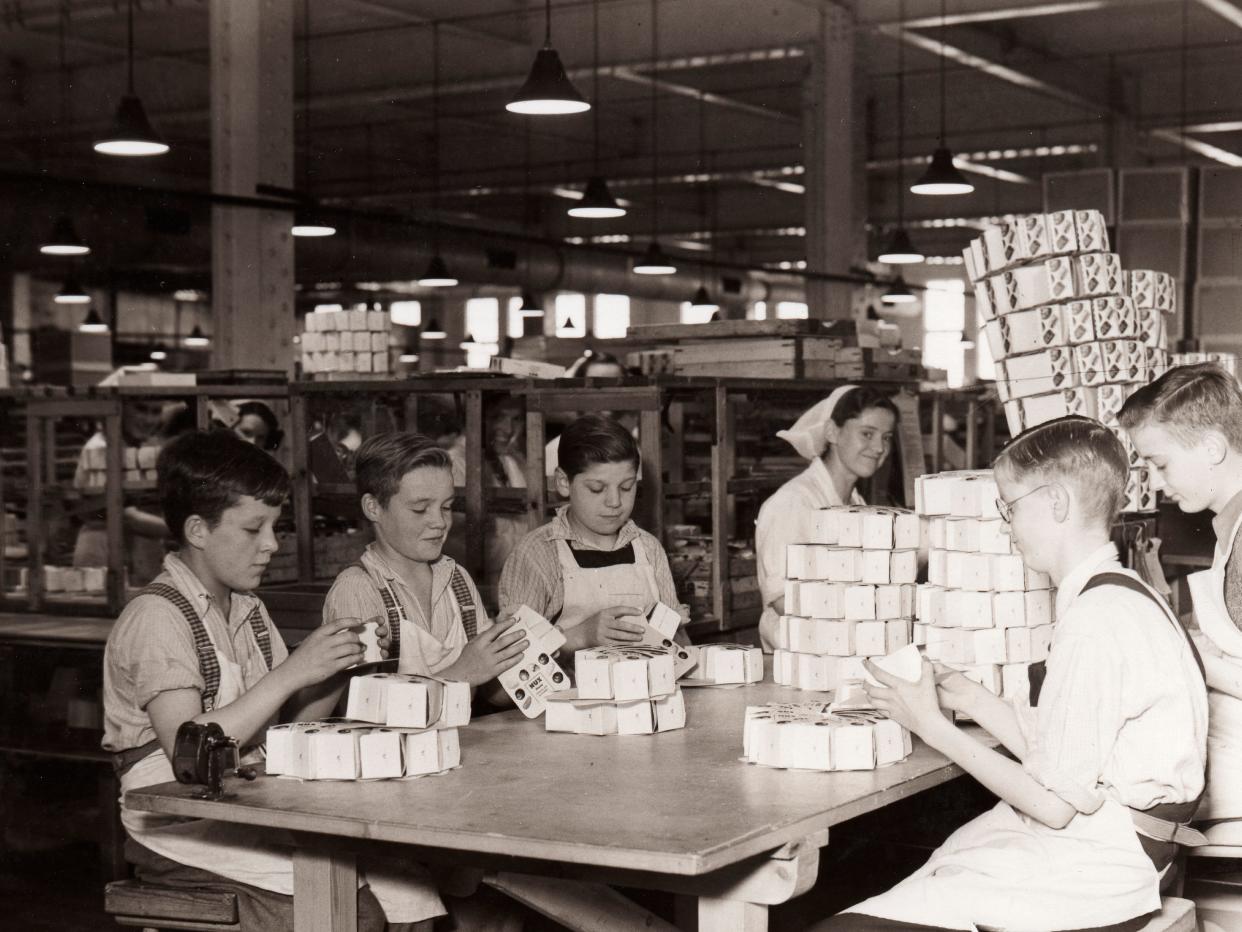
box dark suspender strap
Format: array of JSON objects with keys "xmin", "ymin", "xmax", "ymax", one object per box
[
  {"xmin": 141, "ymin": 583, "xmax": 222, "ymax": 712},
  {"xmin": 244, "ymin": 602, "xmax": 274, "ymax": 670},
  {"xmin": 449, "ymin": 566, "xmax": 479, "ymax": 640},
  {"xmin": 112, "ymin": 737, "xmax": 162, "ymax": 777},
  {"xmin": 376, "ymin": 580, "xmax": 403, "ymax": 659},
  {"xmin": 1029, "ymin": 571, "xmax": 1206, "ymax": 707}
]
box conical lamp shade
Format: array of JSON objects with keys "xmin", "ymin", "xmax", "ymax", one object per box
[
  {"xmin": 184, "ymin": 324, "xmax": 210, "ymax": 347},
  {"xmin": 689, "ymin": 285, "xmax": 718, "ymax": 311},
  {"xmin": 94, "ymin": 94, "xmax": 169, "ymax": 157},
  {"xmin": 291, "ymin": 206, "xmax": 336, "ymax": 238},
  {"xmin": 519, "ymin": 291, "xmax": 544, "ymax": 314},
  {"xmin": 150, "ymin": 344, "xmax": 168, "ymax": 361},
  {"xmin": 79, "ymin": 308, "xmax": 108, "ymax": 333},
  {"xmin": 55, "ymin": 277, "xmax": 90, "ymax": 304},
  {"xmin": 633, "ymin": 240, "xmax": 676, "ymax": 275},
  {"xmin": 911, "ymin": 146, "xmax": 974, "ymax": 196},
  {"xmin": 507, "ymin": 48, "xmax": 590, "ymax": 115},
  {"xmin": 421, "ymin": 317, "xmax": 447, "ymax": 339},
  {"xmin": 41, "ymin": 215, "xmax": 90, "ymax": 256},
  {"xmin": 881, "ymin": 276, "xmax": 918, "ymax": 306},
  {"xmin": 418, "ymin": 254, "xmax": 458, "ymax": 288},
  {"xmin": 877, "ymin": 227, "xmax": 925, "ymax": 265},
  {"xmin": 568, "ymin": 175, "xmax": 626, "ymax": 218}
]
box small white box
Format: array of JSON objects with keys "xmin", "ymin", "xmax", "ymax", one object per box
[
  {"xmin": 947, "ymin": 590, "xmax": 993, "ymax": 629},
  {"xmin": 928, "ymin": 517, "xmax": 948, "ymax": 549},
  {"xmin": 356, "ymin": 352, "xmax": 374, "ymax": 374},
  {"xmin": 309, "ymin": 727, "xmax": 360, "ymax": 780},
  {"xmin": 347, "ymin": 308, "xmax": 369, "ymax": 331},
  {"xmin": 831, "ymin": 723, "xmax": 876, "ymax": 771},
  {"xmin": 958, "ymin": 552, "xmax": 993, "ymax": 592},
  {"xmin": 945, "ymin": 518, "xmax": 980, "ymax": 553},
  {"xmin": 785, "ymin": 721, "xmax": 833, "ymax": 770},
  {"xmin": 367, "ymin": 310, "xmax": 387, "ymax": 331},
  {"xmin": 1030, "ymin": 624, "xmax": 1054, "ymax": 661},
  {"xmin": 927, "ymin": 549, "xmax": 947, "ymax": 587},
  {"xmin": 60, "ymin": 568, "xmax": 84, "ymax": 592},
  {"xmin": 995, "ymin": 347, "xmax": 1078, "ymax": 399},
  {"xmin": 939, "ymin": 628, "xmax": 977, "ymax": 665},
  {"xmin": 1002, "ymin": 663, "xmax": 1031, "ymax": 700},
  {"xmin": 359, "ymin": 729, "xmax": 404, "ymax": 779},
  {"xmin": 699, "ymin": 645, "xmax": 763, "ymax": 683},
  {"xmin": 827, "ymin": 548, "xmax": 865, "ymax": 583},
  {"xmin": 371, "ymin": 331, "xmax": 388, "ymax": 353},
  {"xmin": 855, "ymin": 620, "xmax": 888, "ymax": 656},
  {"xmin": 265, "ymin": 722, "xmax": 312, "ymax": 776},
  {"xmin": 974, "ymin": 628, "xmax": 1008, "ymax": 665},
  {"xmin": 843, "ymin": 585, "xmax": 877, "ymax": 621},
  {"xmin": 874, "ymin": 718, "xmax": 912, "ymax": 766},
  {"xmin": 917, "ymin": 585, "xmax": 948, "ymax": 627},
  {"xmin": 1005, "ymin": 627, "xmax": 1032, "ymax": 663},
  {"xmin": 82, "ymin": 566, "xmax": 107, "ymax": 593},
  {"xmin": 806, "ymin": 509, "xmax": 842, "ymax": 544},
  {"xmin": 798, "ymin": 581, "xmax": 846, "ymax": 618},
  {"xmin": 402, "ymin": 727, "xmax": 460, "ymax": 776},
  {"xmin": 324, "ymin": 332, "xmax": 341, "ymax": 352},
  {"xmin": 345, "ymin": 673, "xmax": 392, "ymax": 723}
]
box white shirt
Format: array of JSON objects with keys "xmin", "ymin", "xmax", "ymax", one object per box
[
  {"xmin": 755, "ymin": 457, "xmax": 863, "ymax": 649},
  {"xmin": 1014, "ymin": 543, "xmax": 1207, "ymax": 813}
]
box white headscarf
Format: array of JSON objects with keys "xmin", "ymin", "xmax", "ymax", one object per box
[{"xmin": 776, "ymin": 384, "xmax": 858, "ymax": 460}]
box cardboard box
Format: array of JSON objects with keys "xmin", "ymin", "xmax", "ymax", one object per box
[
  {"xmin": 358, "ymin": 728, "xmax": 404, "ymax": 779},
  {"xmin": 498, "ymin": 606, "xmax": 571, "ymax": 718},
  {"xmin": 836, "ymin": 507, "xmax": 920, "ymax": 550},
  {"xmin": 697, "ymin": 644, "xmax": 764, "ymax": 683},
  {"xmin": 1126, "ymin": 269, "xmax": 1176, "ymax": 313},
  {"xmin": 576, "ymin": 647, "xmax": 677, "ymax": 700},
  {"xmin": 1090, "ymin": 296, "xmax": 1139, "ymax": 341},
  {"xmin": 995, "ymin": 347, "xmax": 1078, "ymax": 398}
]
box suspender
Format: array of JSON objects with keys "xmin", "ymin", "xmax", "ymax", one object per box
[
  {"xmin": 357, "ymin": 562, "xmax": 481, "ymax": 662},
  {"xmin": 1028, "ymin": 571, "xmax": 1204, "ymax": 707},
  {"xmin": 112, "ymin": 583, "xmax": 274, "ymax": 777}
]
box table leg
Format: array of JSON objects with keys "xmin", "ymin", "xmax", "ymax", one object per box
[
  {"xmin": 698, "ymin": 898, "xmax": 768, "ymax": 931},
  {"xmin": 293, "ymin": 845, "xmax": 358, "ymax": 932}
]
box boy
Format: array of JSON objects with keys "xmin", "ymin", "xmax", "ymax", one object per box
[
  {"xmin": 102, "ymin": 430, "xmax": 441, "ymax": 931},
  {"xmin": 1119, "ymin": 362, "xmax": 1242, "ymax": 826},
  {"xmin": 817, "ymin": 416, "xmax": 1207, "ymax": 931},
  {"xmin": 318, "ymin": 431, "xmax": 528, "ymax": 696}
]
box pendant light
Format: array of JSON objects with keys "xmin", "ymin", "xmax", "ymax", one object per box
[
  {"xmin": 78, "ymin": 308, "xmax": 108, "ymax": 333},
  {"xmin": 149, "ymin": 344, "xmax": 168, "ymax": 361},
  {"xmin": 421, "ymin": 318, "xmax": 447, "ymax": 340},
  {"xmin": 45, "ymin": 17, "xmax": 91, "ymax": 256},
  {"xmin": 633, "ymin": 0, "xmax": 675, "ymax": 275},
  {"xmin": 292, "ymin": 0, "xmax": 336, "ymax": 237},
  {"xmin": 519, "ymin": 122, "xmax": 545, "ymax": 317},
  {"xmin": 94, "ymin": 0, "xmax": 168, "ymax": 156},
  {"xmin": 507, "ymin": 0, "xmax": 590, "ymax": 115},
  {"xmin": 184, "ymin": 325, "xmax": 210, "ymax": 347},
  {"xmin": 881, "ymin": 275, "xmax": 918, "ymax": 305},
  {"xmin": 688, "ymin": 92, "xmax": 717, "ymax": 310},
  {"xmin": 519, "ymin": 291, "xmax": 544, "ymax": 314},
  {"xmin": 910, "ymin": 0, "xmax": 973, "ymax": 196},
  {"xmin": 568, "ymin": 0, "xmax": 624, "ymax": 218},
  {"xmin": 55, "ymin": 277, "xmax": 90, "ymax": 304},
  {"xmin": 419, "ymin": 24, "xmax": 458, "ymax": 287},
  {"xmin": 879, "ymin": 0, "xmax": 925, "ymax": 264}
]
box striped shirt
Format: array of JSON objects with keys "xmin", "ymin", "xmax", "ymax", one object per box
[
  {"xmin": 1211, "ymin": 488, "xmax": 1242, "ymax": 632},
  {"xmin": 498, "ymin": 506, "xmax": 679, "ymax": 620}
]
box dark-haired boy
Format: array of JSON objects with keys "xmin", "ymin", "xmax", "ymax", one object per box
[
  {"xmin": 1119, "ymin": 362, "xmax": 1242, "ymax": 827},
  {"xmin": 103, "ymin": 430, "xmax": 440, "ymax": 931}
]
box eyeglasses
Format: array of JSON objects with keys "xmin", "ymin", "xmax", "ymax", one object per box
[{"xmin": 995, "ymin": 484, "xmax": 1050, "ymax": 524}]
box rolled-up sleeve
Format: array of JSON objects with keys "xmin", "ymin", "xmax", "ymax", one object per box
[
  {"xmin": 498, "ymin": 534, "xmax": 559, "ymax": 617},
  {"xmin": 115, "ymin": 596, "xmax": 205, "ymax": 709},
  {"xmin": 1022, "ymin": 630, "xmax": 1122, "ymax": 814},
  {"xmin": 642, "ymin": 534, "xmax": 681, "ymax": 609},
  {"xmin": 322, "ymin": 567, "xmax": 382, "ymax": 626}
]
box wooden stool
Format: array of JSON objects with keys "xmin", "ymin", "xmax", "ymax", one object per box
[
  {"xmin": 1136, "ymin": 896, "xmax": 1196, "ymax": 932},
  {"xmin": 104, "ymin": 880, "xmax": 240, "ymax": 931}
]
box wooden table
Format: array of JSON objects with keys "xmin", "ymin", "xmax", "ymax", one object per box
[{"xmin": 127, "ymin": 681, "xmax": 985, "ymax": 932}]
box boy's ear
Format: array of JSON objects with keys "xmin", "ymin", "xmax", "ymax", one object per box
[
  {"xmin": 360, "ymin": 492, "xmax": 383, "ymax": 522},
  {"xmin": 1048, "ymin": 481, "xmax": 1071, "ymax": 524},
  {"xmin": 554, "ymin": 468, "xmax": 572, "ymax": 499},
  {"xmin": 182, "ymin": 514, "xmax": 209, "ymax": 551},
  {"xmin": 1202, "ymin": 430, "xmax": 1230, "ymax": 466}
]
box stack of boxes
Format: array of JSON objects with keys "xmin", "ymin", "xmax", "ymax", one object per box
[
  {"xmin": 77, "ymin": 443, "xmax": 161, "ymax": 490},
  {"xmin": 916, "ymin": 471, "xmax": 1054, "ymax": 702},
  {"xmin": 42, "ymin": 565, "xmax": 107, "ymax": 596},
  {"xmin": 300, "ymin": 308, "xmax": 393, "ymax": 377},
  {"xmin": 686, "ymin": 644, "xmax": 764, "ymax": 685},
  {"xmin": 965, "ymin": 210, "xmax": 1170, "ymax": 512},
  {"xmin": 266, "ymin": 674, "xmax": 471, "ymax": 780},
  {"xmin": 742, "ymin": 702, "xmax": 912, "ymax": 772},
  {"xmin": 770, "ymin": 506, "xmax": 919, "ymax": 691},
  {"xmin": 1172, "ymin": 351, "xmax": 1239, "ymax": 382},
  {"xmin": 544, "ymin": 643, "xmax": 687, "ymax": 736}
]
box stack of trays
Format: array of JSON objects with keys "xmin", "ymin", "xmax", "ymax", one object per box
[
  {"xmin": 266, "ymin": 721, "xmax": 460, "ymax": 780},
  {"xmin": 916, "ymin": 472, "xmax": 1055, "ymax": 701},
  {"xmin": 300, "ymin": 308, "xmax": 393, "ymax": 376},
  {"xmin": 742, "ymin": 702, "xmax": 911, "ymax": 771},
  {"xmin": 965, "ymin": 210, "xmax": 1167, "ymax": 513},
  {"xmin": 545, "ymin": 688, "xmax": 686, "ymax": 735},
  {"xmin": 770, "ymin": 506, "xmax": 919, "ymax": 692}
]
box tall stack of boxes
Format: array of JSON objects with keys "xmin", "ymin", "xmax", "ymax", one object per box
[
  {"xmin": 916, "ymin": 471, "xmax": 1055, "ymax": 701},
  {"xmin": 769, "ymin": 506, "xmax": 919, "ymax": 691},
  {"xmin": 966, "ymin": 210, "xmax": 1172, "ymax": 512},
  {"xmin": 300, "ymin": 308, "xmax": 393, "ymax": 377}
]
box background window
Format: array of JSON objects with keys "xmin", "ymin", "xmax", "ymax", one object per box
[
  {"xmin": 390, "ymin": 300, "xmax": 421, "ymax": 327},
  {"xmin": 464, "ymin": 297, "xmax": 500, "ymax": 368},
  {"xmin": 776, "ymin": 301, "xmax": 808, "ymax": 319},
  {"xmin": 555, "ymin": 293, "xmax": 587, "ymax": 336},
  {"xmin": 593, "ymin": 294, "xmax": 630, "ymax": 338},
  {"xmin": 922, "ymin": 279, "xmax": 968, "ymax": 388},
  {"xmin": 679, "ymin": 301, "xmax": 715, "ymax": 324}
]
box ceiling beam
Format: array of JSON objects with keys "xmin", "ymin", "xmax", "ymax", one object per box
[
  {"xmin": 1195, "ymin": 0, "xmax": 1242, "ymax": 30},
  {"xmin": 869, "ymin": 0, "xmax": 1156, "ymax": 29},
  {"xmin": 336, "ymin": 0, "xmax": 527, "ymax": 47},
  {"xmin": 610, "ymin": 67, "xmax": 796, "ymax": 124}
]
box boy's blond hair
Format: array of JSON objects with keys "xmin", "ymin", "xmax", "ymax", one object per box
[
  {"xmin": 1118, "ymin": 363, "xmax": 1242, "ymax": 451},
  {"xmin": 994, "ymin": 415, "xmax": 1128, "ymax": 524}
]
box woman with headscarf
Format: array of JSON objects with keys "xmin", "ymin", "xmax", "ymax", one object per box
[{"xmin": 755, "ymin": 385, "xmax": 899, "ymax": 650}]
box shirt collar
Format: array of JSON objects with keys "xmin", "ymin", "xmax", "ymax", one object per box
[
  {"xmin": 1054, "ymin": 541, "xmax": 1122, "ymax": 620},
  {"xmin": 1211, "ymin": 488, "xmax": 1242, "ymax": 548},
  {"xmin": 362, "ymin": 542, "xmax": 455, "ymax": 595},
  {"xmin": 548, "ymin": 505, "xmax": 642, "ymax": 549},
  {"xmin": 162, "ymin": 552, "xmax": 260, "ymax": 629},
  {"xmin": 807, "ymin": 456, "xmax": 860, "ymax": 507}
]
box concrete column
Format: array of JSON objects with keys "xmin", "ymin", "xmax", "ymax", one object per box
[
  {"xmin": 803, "ymin": 2, "xmax": 858, "ymax": 321},
  {"xmin": 209, "ymin": 0, "xmax": 295, "ymax": 372}
]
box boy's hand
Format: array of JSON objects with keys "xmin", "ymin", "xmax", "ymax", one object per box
[
  {"xmin": 284, "ymin": 618, "xmax": 365, "ymax": 688},
  {"xmin": 863, "ymin": 658, "xmax": 947, "ymax": 738},
  {"xmin": 374, "ymin": 618, "xmax": 391, "ymax": 659},
  {"xmin": 446, "ymin": 616, "xmax": 530, "ymax": 686},
  {"xmin": 932, "ymin": 662, "xmax": 985, "ymax": 714},
  {"xmin": 582, "ymin": 606, "xmax": 646, "ymax": 647}
]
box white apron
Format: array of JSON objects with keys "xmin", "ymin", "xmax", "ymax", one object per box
[
  {"xmin": 119, "ymin": 614, "xmax": 444, "ymax": 923},
  {"xmin": 1187, "ymin": 509, "xmax": 1242, "ymax": 823},
  {"xmin": 554, "ymin": 537, "xmax": 660, "ymax": 630}
]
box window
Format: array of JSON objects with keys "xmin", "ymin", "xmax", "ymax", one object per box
[
  {"xmin": 776, "ymin": 301, "xmax": 808, "ymax": 319},
  {"xmin": 593, "ymin": 294, "xmax": 630, "ymax": 338},
  {"xmin": 507, "ymin": 296, "xmax": 534, "ymax": 338},
  {"xmin": 922, "ymin": 279, "xmax": 968, "ymax": 388},
  {"xmin": 751, "ymin": 300, "xmax": 767, "ymax": 320},
  {"xmin": 680, "ymin": 301, "xmax": 715, "ymax": 324},
  {"xmin": 390, "ymin": 301, "xmax": 421, "ymax": 327},
  {"xmin": 555, "ymin": 293, "xmax": 587, "ymax": 337},
  {"xmin": 464, "ymin": 297, "xmax": 500, "ymax": 368}
]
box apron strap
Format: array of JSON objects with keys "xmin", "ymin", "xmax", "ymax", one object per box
[
  {"xmin": 112, "ymin": 737, "xmax": 162, "ymax": 778},
  {"xmin": 449, "ymin": 566, "xmax": 479, "ymax": 641},
  {"xmin": 1130, "ymin": 801, "xmax": 1209, "ymax": 847},
  {"xmin": 140, "ymin": 583, "xmax": 222, "ymax": 713},
  {"xmin": 244, "ymin": 602, "xmax": 274, "ymax": 670},
  {"xmin": 1028, "ymin": 570, "xmax": 1206, "ymax": 707}
]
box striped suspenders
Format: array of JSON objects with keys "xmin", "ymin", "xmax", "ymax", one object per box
[{"xmin": 364, "ymin": 563, "xmax": 480, "ymax": 662}]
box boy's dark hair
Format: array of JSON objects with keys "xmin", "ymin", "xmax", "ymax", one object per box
[
  {"xmin": 558, "ymin": 414, "xmax": 639, "ymax": 480},
  {"xmin": 158, "ymin": 430, "xmax": 290, "ymax": 547},
  {"xmin": 831, "ymin": 386, "xmax": 899, "ymax": 426},
  {"xmin": 1118, "ymin": 363, "xmax": 1242, "ymax": 451},
  {"xmin": 565, "ymin": 349, "xmax": 629, "ymax": 379},
  {"xmin": 993, "ymin": 415, "xmax": 1128, "ymax": 524},
  {"xmin": 355, "ymin": 431, "xmax": 452, "ymax": 507}
]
